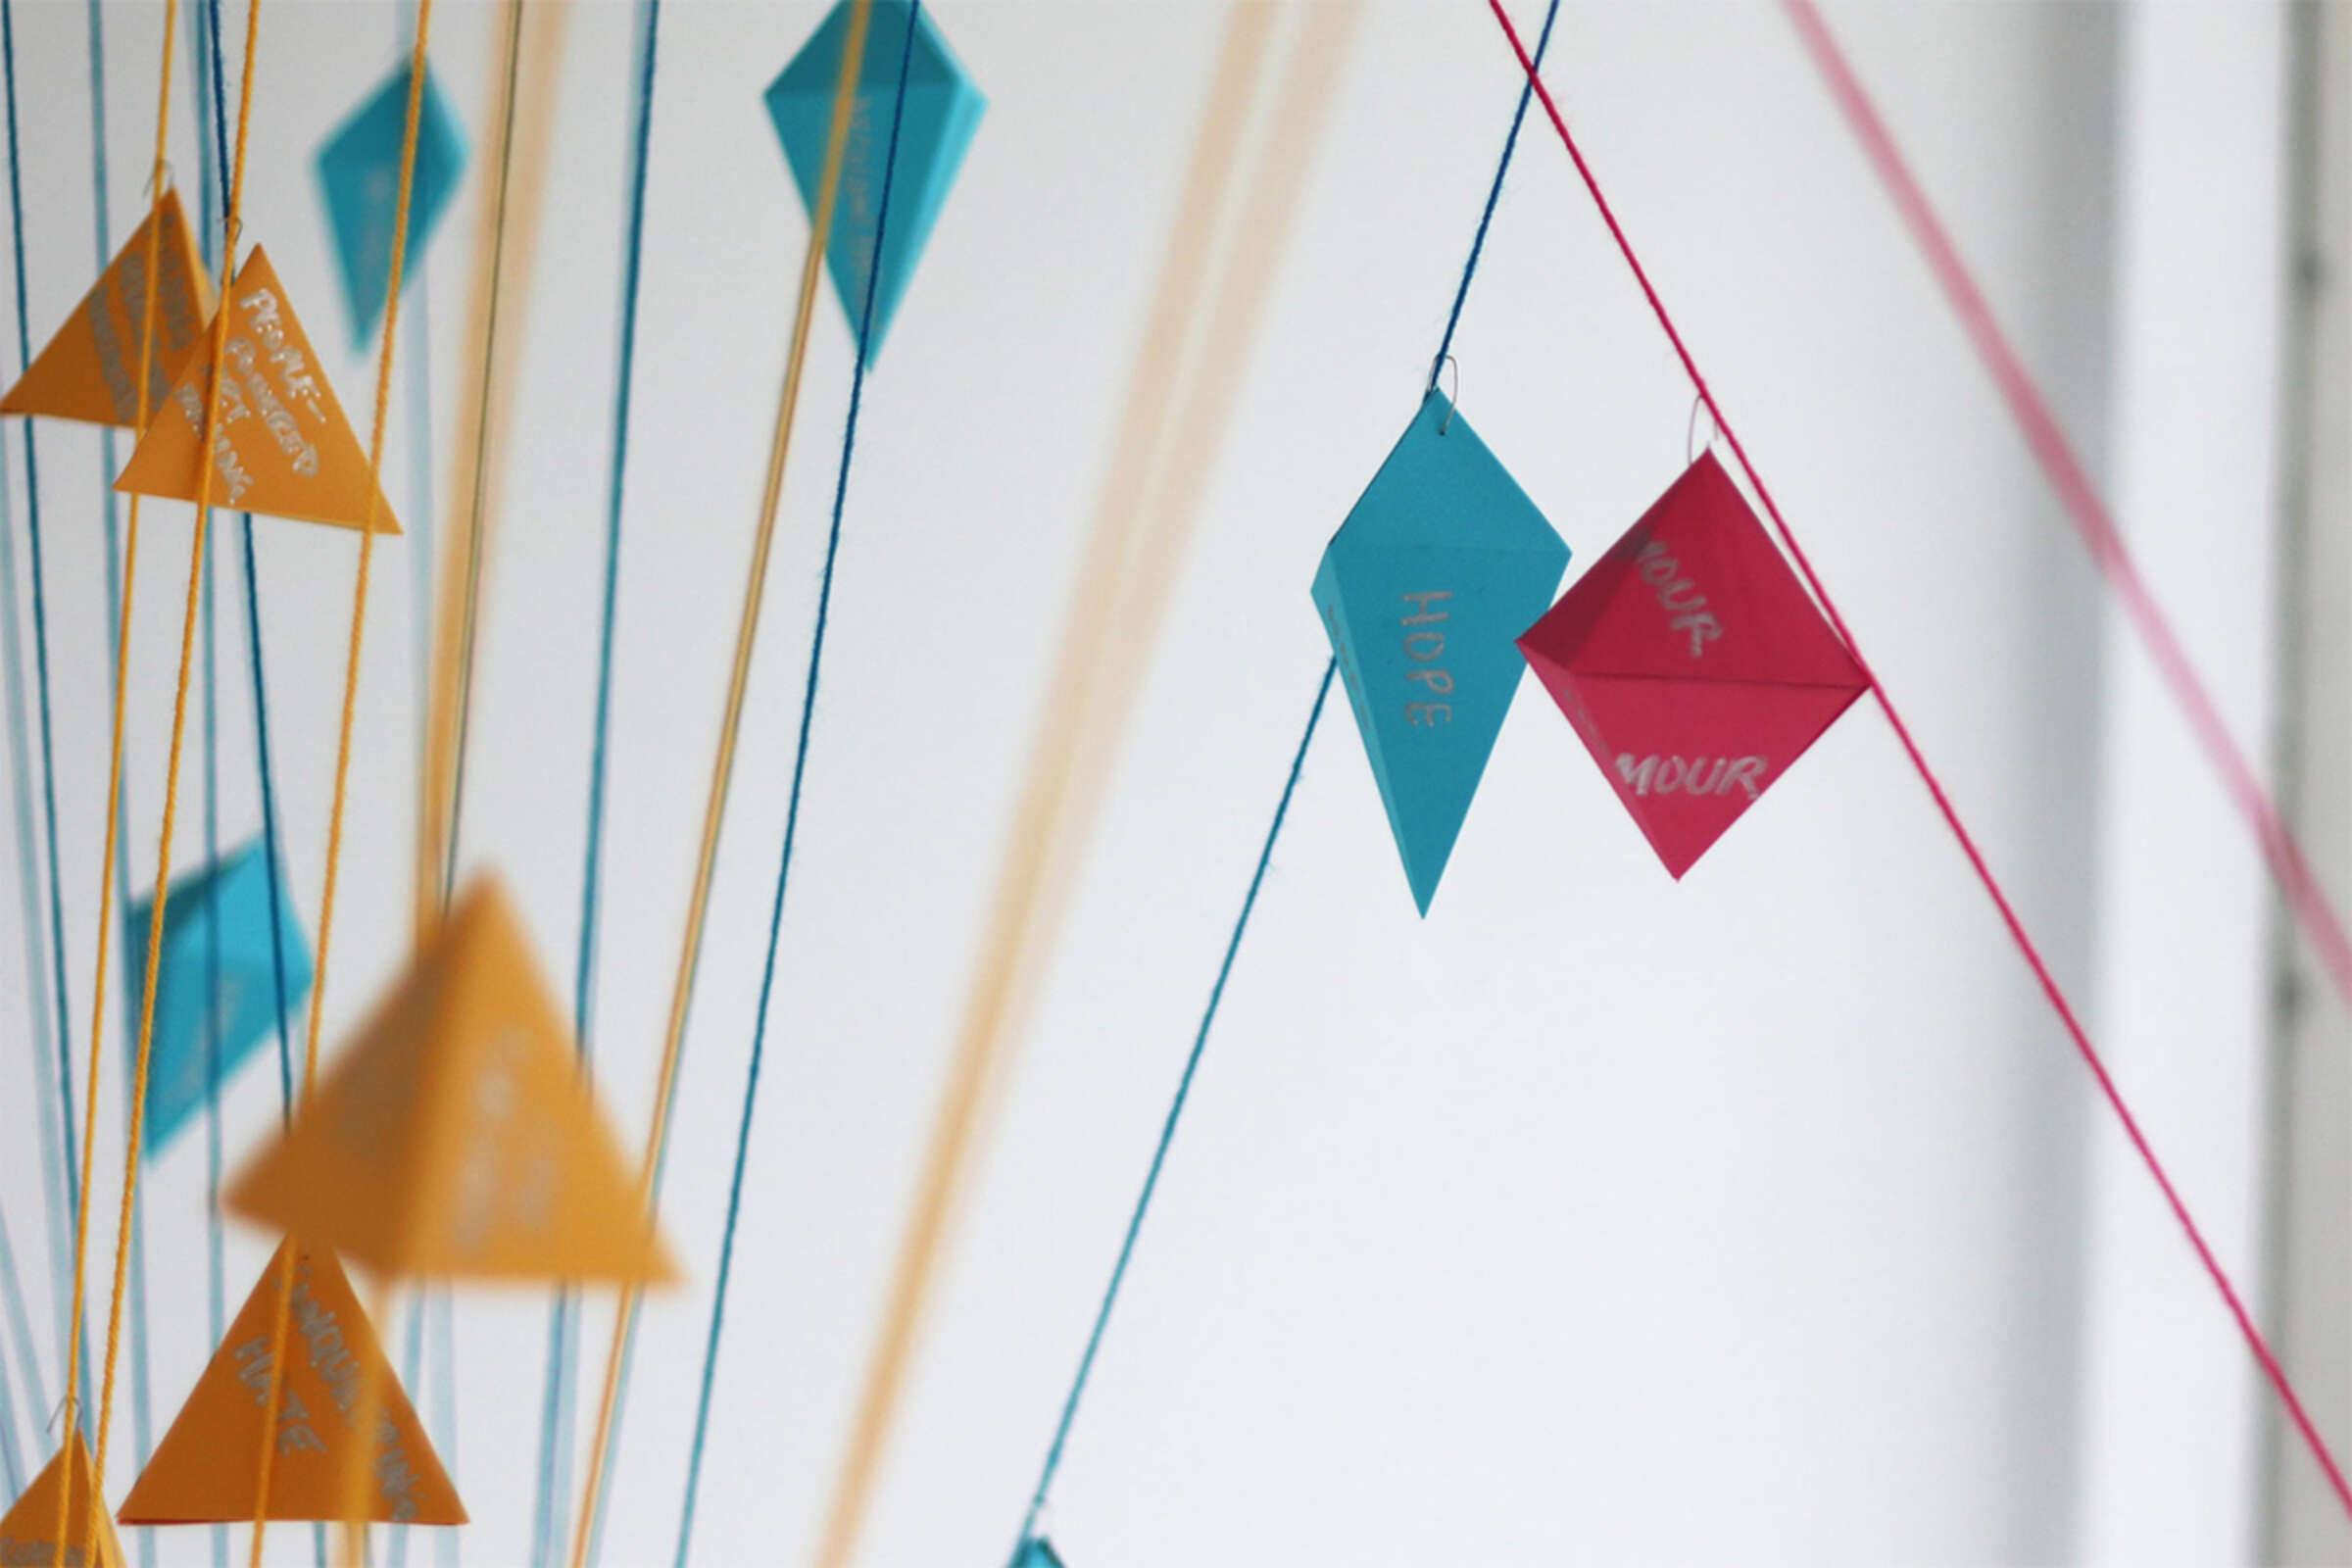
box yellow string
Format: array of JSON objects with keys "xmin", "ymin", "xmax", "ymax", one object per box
[
  {"xmin": 243, "ymin": 6, "xmax": 435, "ymax": 1562},
  {"xmin": 416, "ymin": 0, "xmax": 566, "ymax": 939},
  {"xmin": 806, "ymin": 8, "xmax": 1360, "ymax": 1561},
  {"xmin": 43, "ymin": 0, "xmax": 180, "ymax": 1555},
  {"xmin": 564, "ymin": 6, "xmax": 874, "ymax": 1561}
]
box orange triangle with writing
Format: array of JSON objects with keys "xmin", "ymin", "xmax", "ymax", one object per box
[
  {"xmin": 0, "ymin": 1431, "xmax": 125, "ymax": 1568},
  {"xmin": 113, "ymin": 244, "xmax": 400, "ymax": 534},
  {"xmin": 0, "ymin": 187, "xmax": 212, "ymax": 429},
  {"xmin": 118, "ymin": 1239, "xmax": 463, "ymax": 1526},
  {"xmin": 225, "ymin": 875, "xmax": 677, "ymax": 1284}
]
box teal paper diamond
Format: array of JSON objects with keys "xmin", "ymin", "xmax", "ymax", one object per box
[
  {"xmin": 315, "ymin": 61, "xmax": 466, "ymax": 349},
  {"xmin": 1313, "ymin": 392, "xmax": 1570, "ymax": 914},
  {"xmin": 765, "ymin": 0, "xmax": 985, "ymax": 363}
]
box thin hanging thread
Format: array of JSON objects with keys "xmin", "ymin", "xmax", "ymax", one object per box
[
  {"xmin": 418, "ymin": 0, "xmax": 568, "ymax": 931},
  {"xmin": 0, "ymin": 0, "xmax": 94, "ymax": 1438},
  {"xmin": 243, "ymin": 3, "xmax": 436, "ymax": 1560},
  {"xmin": 0, "ymin": 350, "xmax": 68, "ymax": 1434},
  {"xmin": 82, "ymin": 0, "xmax": 267, "ymax": 1547},
  {"xmin": 1780, "ymin": 0, "xmax": 2352, "ymax": 1024},
  {"xmin": 8, "ymin": 0, "xmax": 179, "ymax": 1539},
  {"xmin": 198, "ymin": 0, "xmax": 296, "ymax": 1130},
  {"xmin": 1015, "ymin": 661, "xmax": 1333, "ymax": 1549},
  {"xmin": 809, "ymin": 10, "xmax": 1361, "ymax": 1563},
  {"xmin": 564, "ymin": 7, "xmax": 878, "ymax": 1561},
  {"xmin": 1486, "ymin": 0, "xmax": 2352, "ymax": 1519},
  {"xmin": 1008, "ymin": 7, "xmax": 1555, "ymax": 1535},
  {"xmin": 1426, "ymin": 0, "xmax": 1557, "ymax": 392},
  {"xmin": 0, "ymin": 1201, "xmax": 24, "ymax": 1494},
  {"xmin": 428, "ymin": 0, "xmax": 525, "ymax": 910},
  {"xmin": 671, "ymin": 11, "xmax": 919, "ymax": 1562},
  {"xmin": 528, "ymin": 2, "xmax": 662, "ymax": 1562}
]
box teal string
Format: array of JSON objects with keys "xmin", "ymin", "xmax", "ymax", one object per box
[
  {"xmin": 0, "ymin": 0, "xmax": 94, "ymax": 1429},
  {"xmin": 1011, "ymin": 662, "xmax": 1331, "ymax": 1553},
  {"xmin": 1427, "ymin": 0, "xmax": 1557, "ymax": 391},
  {"xmin": 670, "ymin": 0, "xmax": 919, "ymax": 1552},
  {"xmin": 527, "ymin": 5, "xmax": 660, "ymax": 1563},
  {"xmin": 389, "ymin": 1292, "xmax": 428, "ymax": 1568},
  {"xmin": 1011, "ymin": 12, "xmax": 1555, "ymax": 1544},
  {"xmin": 0, "ymin": 1190, "xmax": 39, "ymax": 1491},
  {"xmin": 0, "ymin": 303, "xmax": 66, "ymax": 1427}
]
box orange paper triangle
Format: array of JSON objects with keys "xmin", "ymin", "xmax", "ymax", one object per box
[
  {"xmin": 0, "ymin": 187, "xmax": 212, "ymax": 429},
  {"xmin": 112, "ymin": 244, "xmax": 400, "ymax": 534},
  {"xmin": 225, "ymin": 876, "xmax": 677, "ymax": 1284},
  {"xmin": 118, "ymin": 1240, "xmax": 462, "ymax": 1526},
  {"xmin": 0, "ymin": 1432, "xmax": 125, "ymax": 1568}
]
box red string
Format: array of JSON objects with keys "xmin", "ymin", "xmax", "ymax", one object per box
[
  {"xmin": 1777, "ymin": 0, "xmax": 2352, "ymax": 1040},
  {"xmin": 1485, "ymin": 0, "xmax": 2352, "ymax": 1520}
]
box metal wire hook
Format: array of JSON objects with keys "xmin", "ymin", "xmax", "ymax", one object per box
[{"xmin": 1686, "ymin": 391, "xmax": 1716, "ymax": 465}]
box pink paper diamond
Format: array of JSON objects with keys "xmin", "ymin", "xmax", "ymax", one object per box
[{"xmin": 1519, "ymin": 452, "xmax": 1869, "ymax": 877}]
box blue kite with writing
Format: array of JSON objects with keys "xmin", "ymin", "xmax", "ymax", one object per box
[{"xmin": 1313, "ymin": 391, "xmax": 1570, "ymax": 914}]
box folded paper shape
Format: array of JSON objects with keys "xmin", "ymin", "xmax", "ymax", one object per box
[
  {"xmin": 1518, "ymin": 450, "xmax": 1868, "ymax": 877},
  {"xmin": 225, "ymin": 874, "xmax": 677, "ymax": 1284},
  {"xmin": 121, "ymin": 839, "xmax": 313, "ymax": 1154},
  {"xmin": 1312, "ymin": 391, "xmax": 1570, "ymax": 913},
  {"xmin": 0, "ymin": 1433, "xmax": 123, "ymax": 1568},
  {"xmin": 1009, "ymin": 1539, "xmax": 1067, "ymax": 1568},
  {"xmin": 316, "ymin": 61, "xmax": 466, "ymax": 348},
  {"xmin": 119, "ymin": 1239, "xmax": 464, "ymax": 1525},
  {"xmin": 0, "ymin": 187, "xmax": 213, "ymax": 428},
  {"xmin": 765, "ymin": 0, "xmax": 985, "ymax": 362},
  {"xmin": 114, "ymin": 244, "xmax": 401, "ymax": 534}
]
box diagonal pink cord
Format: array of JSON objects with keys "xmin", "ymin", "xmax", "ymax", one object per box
[
  {"xmin": 1486, "ymin": 0, "xmax": 2352, "ymax": 1519},
  {"xmin": 1779, "ymin": 0, "xmax": 2352, "ymax": 1013}
]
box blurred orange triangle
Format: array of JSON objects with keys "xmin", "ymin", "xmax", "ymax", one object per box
[
  {"xmin": 118, "ymin": 1240, "xmax": 463, "ymax": 1526},
  {"xmin": 0, "ymin": 187, "xmax": 212, "ymax": 429},
  {"xmin": 113, "ymin": 244, "xmax": 399, "ymax": 534},
  {"xmin": 225, "ymin": 875, "xmax": 676, "ymax": 1284},
  {"xmin": 0, "ymin": 1431, "xmax": 124, "ymax": 1568}
]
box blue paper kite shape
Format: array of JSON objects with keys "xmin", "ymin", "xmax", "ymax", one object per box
[
  {"xmin": 315, "ymin": 61, "xmax": 466, "ymax": 349},
  {"xmin": 764, "ymin": 0, "xmax": 985, "ymax": 363},
  {"xmin": 1007, "ymin": 1540, "xmax": 1066, "ymax": 1568},
  {"xmin": 121, "ymin": 839, "xmax": 313, "ymax": 1153},
  {"xmin": 1312, "ymin": 392, "xmax": 1570, "ymax": 914}
]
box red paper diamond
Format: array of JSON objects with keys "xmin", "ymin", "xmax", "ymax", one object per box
[{"xmin": 1519, "ymin": 452, "xmax": 1869, "ymax": 877}]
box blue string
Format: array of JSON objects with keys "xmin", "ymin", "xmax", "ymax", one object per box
[
  {"xmin": 525, "ymin": 6, "xmax": 660, "ymax": 1563},
  {"xmin": 0, "ymin": 1189, "xmax": 39, "ymax": 1491},
  {"xmin": 0, "ymin": 305, "xmax": 66, "ymax": 1431},
  {"xmin": 0, "ymin": 0, "xmax": 94, "ymax": 1428},
  {"xmin": 1011, "ymin": 662, "xmax": 1333, "ymax": 1553},
  {"xmin": 670, "ymin": 11, "xmax": 919, "ymax": 1561},
  {"xmin": 1012, "ymin": 14, "xmax": 1556, "ymax": 1544},
  {"xmin": 1425, "ymin": 0, "xmax": 1559, "ymax": 392}
]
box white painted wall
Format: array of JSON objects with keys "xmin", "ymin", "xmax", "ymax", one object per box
[{"xmin": 0, "ymin": 2, "xmax": 2303, "ymax": 1563}]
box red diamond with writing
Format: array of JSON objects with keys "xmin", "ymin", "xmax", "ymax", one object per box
[{"xmin": 1518, "ymin": 452, "xmax": 1868, "ymax": 877}]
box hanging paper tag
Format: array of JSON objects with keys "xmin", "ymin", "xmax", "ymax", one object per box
[
  {"xmin": 1519, "ymin": 450, "xmax": 1868, "ymax": 877},
  {"xmin": 0, "ymin": 187, "xmax": 213, "ymax": 429},
  {"xmin": 765, "ymin": 0, "xmax": 986, "ymax": 362},
  {"xmin": 0, "ymin": 1433, "xmax": 125, "ymax": 1568},
  {"xmin": 1311, "ymin": 391, "xmax": 1570, "ymax": 913},
  {"xmin": 122, "ymin": 838, "xmax": 314, "ymax": 1154},
  {"xmin": 113, "ymin": 245, "xmax": 401, "ymax": 533},
  {"xmin": 315, "ymin": 61, "xmax": 467, "ymax": 349},
  {"xmin": 118, "ymin": 1239, "xmax": 465, "ymax": 1525},
  {"xmin": 225, "ymin": 875, "xmax": 677, "ymax": 1284}
]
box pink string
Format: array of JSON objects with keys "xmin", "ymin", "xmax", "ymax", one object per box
[
  {"xmin": 1485, "ymin": 0, "xmax": 2352, "ymax": 1520},
  {"xmin": 1778, "ymin": 0, "xmax": 2352, "ymax": 1016}
]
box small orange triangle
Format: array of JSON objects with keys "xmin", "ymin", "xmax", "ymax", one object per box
[
  {"xmin": 112, "ymin": 244, "xmax": 400, "ymax": 534},
  {"xmin": 225, "ymin": 876, "xmax": 678, "ymax": 1284},
  {"xmin": 117, "ymin": 1239, "xmax": 464, "ymax": 1526},
  {"xmin": 0, "ymin": 187, "xmax": 213, "ymax": 429},
  {"xmin": 0, "ymin": 1431, "xmax": 126, "ymax": 1568}
]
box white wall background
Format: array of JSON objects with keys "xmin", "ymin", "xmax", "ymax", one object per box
[{"xmin": 0, "ymin": 2, "xmax": 2313, "ymax": 1564}]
